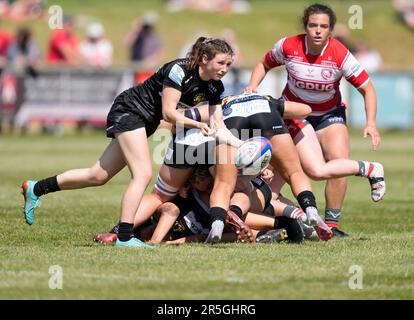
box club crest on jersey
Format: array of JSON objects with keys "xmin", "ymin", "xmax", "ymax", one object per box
[
  {"xmin": 321, "ymin": 69, "xmax": 333, "ymax": 80},
  {"xmin": 193, "ymin": 93, "xmax": 206, "ymax": 105}
]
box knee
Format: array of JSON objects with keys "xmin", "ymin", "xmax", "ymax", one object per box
[
  {"xmin": 160, "ymin": 202, "xmax": 179, "ymax": 217},
  {"xmin": 88, "ymin": 168, "xmax": 111, "ymax": 186},
  {"xmin": 140, "ymin": 170, "xmax": 153, "ymax": 185},
  {"xmin": 305, "ymin": 166, "xmax": 327, "ymax": 181}
]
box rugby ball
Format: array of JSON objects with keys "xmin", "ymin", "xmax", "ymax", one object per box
[{"xmin": 235, "ymin": 137, "xmax": 272, "ymax": 175}]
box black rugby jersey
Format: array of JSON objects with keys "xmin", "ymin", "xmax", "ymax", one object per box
[{"xmin": 117, "ymin": 58, "xmax": 224, "ymax": 121}]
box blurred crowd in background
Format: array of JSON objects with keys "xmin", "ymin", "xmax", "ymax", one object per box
[
  {"xmin": 4, "ymin": 0, "xmax": 412, "ymax": 74},
  {"xmin": 0, "ymin": 0, "xmax": 412, "ymax": 134}
]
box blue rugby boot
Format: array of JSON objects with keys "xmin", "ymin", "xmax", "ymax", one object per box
[
  {"xmin": 21, "ymin": 180, "xmax": 40, "ymax": 225},
  {"xmin": 115, "ymin": 237, "xmax": 158, "ymax": 248}
]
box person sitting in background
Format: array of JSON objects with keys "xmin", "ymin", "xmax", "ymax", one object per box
[
  {"xmin": 46, "ymin": 15, "xmax": 80, "ymax": 66},
  {"xmin": 79, "ymin": 22, "xmax": 113, "ymax": 69},
  {"xmin": 124, "ymin": 11, "xmax": 163, "ymax": 70},
  {"xmin": 354, "ymin": 40, "xmax": 383, "ymax": 73},
  {"xmin": 7, "ymin": 26, "xmax": 41, "ymax": 77}
]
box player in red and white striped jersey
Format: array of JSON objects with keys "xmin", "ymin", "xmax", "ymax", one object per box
[{"xmin": 245, "ymin": 3, "xmax": 385, "ymax": 237}]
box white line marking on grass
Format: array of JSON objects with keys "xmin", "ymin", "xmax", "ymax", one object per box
[{"xmin": 0, "ymin": 270, "xmax": 164, "ymax": 283}]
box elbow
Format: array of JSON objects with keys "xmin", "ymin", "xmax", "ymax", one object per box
[{"xmin": 162, "ymin": 111, "xmax": 174, "ymax": 123}]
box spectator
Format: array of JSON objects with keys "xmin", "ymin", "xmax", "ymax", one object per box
[
  {"xmin": 219, "ymin": 28, "xmax": 243, "ymax": 94},
  {"xmin": 0, "ymin": 25, "xmax": 12, "ymax": 74},
  {"xmin": 79, "ymin": 22, "xmax": 113, "ymax": 69},
  {"xmin": 7, "ymin": 26, "xmax": 41, "ymax": 76},
  {"xmin": 392, "ymin": 0, "xmax": 414, "ymax": 29},
  {"xmin": 332, "ymin": 23, "xmax": 356, "ymax": 53},
  {"xmin": 46, "ymin": 15, "xmax": 80, "ymax": 66},
  {"xmin": 0, "ymin": 1, "xmax": 11, "ymax": 18},
  {"xmin": 7, "ymin": 0, "xmax": 44, "ymax": 21},
  {"xmin": 179, "ymin": 31, "xmax": 211, "ymax": 58},
  {"xmin": 124, "ymin": 11, "xmax": 163, "ymax": 69},
  {"xmin": 166, "ymin": 0, "xmax": 251, "ymax": 14},
  {"xmin": 354, "ymin": 40, "xmax": 383, "ymax": 73}
]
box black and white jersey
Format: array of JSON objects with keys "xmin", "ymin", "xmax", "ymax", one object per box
[
  {"xmin": 115, "ymin": 58, "xmax": 224, "ymax": 122},
  {"xmin": 222, "ymin": 93, "xmax": 288, "ymax": 139}
]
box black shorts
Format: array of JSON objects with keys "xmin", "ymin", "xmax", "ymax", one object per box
[
  {"xmin": 164, "ymin": 129, "xmax": 217, "ymax": 169},
  {"xmin": 306, "ymin": 107, "xmax": 347, "ymax": 131},
  {"xmin": 223, "ymin": 105, "xmax": 288, "ymax": 139},
  {"xmin": 106, "ymin": 97, "xmax": 160, "ymax": 138}
]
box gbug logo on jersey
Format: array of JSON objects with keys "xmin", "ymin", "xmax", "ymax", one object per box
[{"xmin": 290, "ymin": 78, "xmax": 334, "ymax": 91}]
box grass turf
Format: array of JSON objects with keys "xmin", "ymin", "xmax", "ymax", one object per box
[{"xmin": 0, "ymin": 130, "xmax": 413, "ymax": 299}]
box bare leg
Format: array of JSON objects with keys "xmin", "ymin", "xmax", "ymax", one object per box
[
  {"xmin": 115, "ymin": 129, "xmax": 153, "ymax": 225},
  {"xmin": 206, "ymin": 143, "xmax": 238, "ymax": 243},
  {"xmin": 149, "ymin": 202, "xmax": 180, "ymax": 244},
  {"xmin": 316, "ymin": 124, "xmax": 350, "ymax": 228},
  {"xmin": 295, "ymin": 124, "xmax": 358, "ymax": 180},
  {"xmin": 268, "ymin": 133, "xmax": 312, "ymax": 196},
  {"xmin": 57, "ymin": 138, "xmax": 126, "ymax": 189},
  {"xmin": 133, "ymin": 164, "xmax": 193, "ymax": 227}
]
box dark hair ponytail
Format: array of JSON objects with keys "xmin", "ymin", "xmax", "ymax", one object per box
[
  {"xmin": 302, "ymin": 3, "xmax": 337, "ymax": 30},
  {"xmin": 186, "ymin": 37, "xmax": 234, "ymax": 69}
]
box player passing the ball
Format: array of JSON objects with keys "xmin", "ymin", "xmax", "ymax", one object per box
[{"xmin": 21, "ymin": 37, "xmax": 235, "ymax": 248}]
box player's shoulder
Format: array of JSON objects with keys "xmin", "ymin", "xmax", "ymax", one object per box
[
  {"xmin": 326, "ymin": 37, "xmax": 350, "ymax": 63},
  {"xmin": 163, "ymin": 58, "xmax": 188, "ymax": 72},
  {"xmin": 161, "ymin": 58, "xmax": 190, "ymax": 84},
  {"xmin": 278, "ymin": 34, "xmax": 305, "ymax": 52}
]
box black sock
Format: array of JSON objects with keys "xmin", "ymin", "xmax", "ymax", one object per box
[
  {"xmin": 273, "ymin": 218, "xmax": 280, "ymax": 229},
  {"xmin": 256, "ymin": 230, "xmax": 267, "ymax": 238},
  {"xmin": 263, "ymin": 203, "xmax": 275, "ymax": 216},
  {"xmin": 118, "ymin": 222, "xmax": 134, "ymax": 242},
  {"xmin": 209, "ymin": 207, "xmax": 227, "ymax": 223},
  {"xmin": 296, "ymin": 190, "xmax": 317, "ymax": 211},
  {"xmin": 110, "ymin": 223, "xmax": 120, "ymax": 234},
  {"xmin": 229, "ymin": 205, "xmax": 243, "ymax": 219},
  {"xmin": 33, "ymin": 176, "xmax": 61, "ymax": 197},
  {"xmin": 275, "ymin": 216, "xmax": 304, "ymax": 243}
]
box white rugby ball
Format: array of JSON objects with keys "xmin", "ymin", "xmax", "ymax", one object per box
[{"xmin": 235, "ymin": 137, "xmax": 272, "ymax": 175}]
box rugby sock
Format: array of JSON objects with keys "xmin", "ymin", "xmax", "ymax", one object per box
[
  {"xmin": 325, "ymin": 208, "xmax": 341, "ymax": 228},
  {"xmin": 356, "ymin": 161, "xmax": 374, "ymax": 177},
  {"xmin": 274, "ymin": 216, "xmax": 304, "ymax": 243},
  {"xmin": 263, "ymin": 203, "xmax": 275, "ymax": 216},
  {"xmin": 117, "ymin": 222, "xmax": 134, "ymax": 242},
  {"xmin": 273, "ymin": 218, "xmax": 280, "ymax": 229},
  {"xmin": 110, "ymin": 223, "xmax": 120, "ymax": 234},
  {"xmin": 296, "ymin": 190, "xmax": 317, "ymax": 212},
  {"xmin": 282, "ymin": 205, "xmax": 305, "ymax": 220},
  {"xmin": 209, "ymin": 207, "xmax": 227, "ymax": 223},
  {"xmin": 33, "ymin": 176, "xmax": 61, "ymax": 197},
  {"xmin": 256, "ymin": 230, "xmax": 267, "ymax": 238},
  {"xmin": 229, "ymin": 205, "xmax": 243, "ymax": 219}
]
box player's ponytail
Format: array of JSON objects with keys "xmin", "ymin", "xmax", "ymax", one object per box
[{"xmin": 186, "ymin": 37, "xmax": 234, "ymax": 69}]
